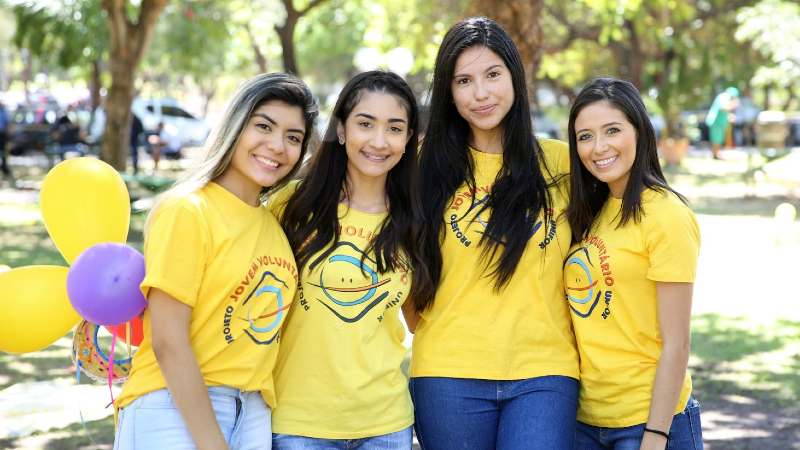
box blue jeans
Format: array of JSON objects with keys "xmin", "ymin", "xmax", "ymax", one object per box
[
  {"xmin": 272, "ymin": 427, "xmax": 412, "ymax": 450},
  {"xmin": 114, "ymin": 386, "xmax": 272, "ymax": 450},
  {"xmin": 574, "ymin": 397, "xmax": 704, "ymax": 450},
  {"xmin": 410, "ymin": 376, "xmax": 579, "ymax": 450}
]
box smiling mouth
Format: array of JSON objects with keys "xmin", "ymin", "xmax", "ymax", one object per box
[
  {"xmin": 473, "ymin": 105, "xmax": 495, "ymax": 114},
  {"xmin": 254, "ymin": 155, "xmax": 279, "ymax": 168},
  {"xmin": 361, "ymin": 151, "xmax": 389, "ymax": 162},
  {"xmin": 594, "ymin": 155, "xmax": 618, "ymax": 168}
]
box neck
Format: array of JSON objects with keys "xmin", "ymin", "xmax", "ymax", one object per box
[
  {"xmin": 469, "ymin": 128, "xmax": 504, "ymax": 154},
  {"xmin": 214, "ymin": 171, "xmax": 262, "ymax": 207},
  {"xmin": 341, "ymin": 171, "xmax": 388, "ymax": 214}
]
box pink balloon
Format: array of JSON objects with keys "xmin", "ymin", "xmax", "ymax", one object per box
[{"xmin": 67, "ymin": 243, "xmax": 147, "ymax": 326}]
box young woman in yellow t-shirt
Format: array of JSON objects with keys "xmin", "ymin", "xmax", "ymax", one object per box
[
  {"xmin": 114, "ymin": 73, "xmax": 318, "ymax": 450},
  {"xmin": 565, "ymin": 78, "xmax": 703, "ymax": 450},
  {"xmin": 407, "ymin": 17, "xmax": 580, "ymax": 450},
  {"xmin": 268, "ymin": 71, "xmax": 424, "ymax": 449}
]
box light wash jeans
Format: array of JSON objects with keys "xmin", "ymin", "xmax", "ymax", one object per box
[
  {"xmin": 114, "ymin": 386, "xmax": 271, "ymax": 450},
  {"xmin": 272, "ymin": 427, "xmax": 413, "ymax": 450}
]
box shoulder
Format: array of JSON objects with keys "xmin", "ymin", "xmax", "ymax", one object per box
[
  {"xmin": 266, "ymin": 180, "xmax": 301, "ymax": 218},
  {"xmin": 538, "ymin": 138, "xmax": 570, "ymax": 176},
  {"xmin": 641, "ymin": 189, "xmax": 699, "ymax": 239}
]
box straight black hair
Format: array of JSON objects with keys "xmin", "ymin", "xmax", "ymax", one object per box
[
  {"xmin": 280, "ymin": 71, "xmax": 425, "ymax": 285},
  {"xmin": 410, "ymin": 17, "xmax": 554, "ymax": 312},
  {"xmin": 565, "ymin": 77, "xmax": 687, "ymax": 245}
]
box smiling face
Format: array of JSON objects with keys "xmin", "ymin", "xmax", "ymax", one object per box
[
  {"xmin": 219, "ymin": 101, "xmax": 306, "ymax": 205},
  {"xmin": 337, "ymin": 91, "xmax": 411, "ymax": 184},
  {"xmin": 450, "ymin": 46, "xmax": 514, "ymax": 148},
  {"xmin": 574, "ymin": 101, "xmax": 638, "ymax": 198}
]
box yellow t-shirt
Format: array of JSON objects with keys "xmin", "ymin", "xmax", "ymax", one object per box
[
  {"xmin": 409, "ymin": 139, "xmax": 579, "ymax": 381},
  {"xmin": 268, "ymin": 185, "xmax": 414, "ymax": 439},
  {"xmin": 115, "ymin": 182, "xmax": 299, "ymax": 411},
  {"xmin": 564, "ymin": 189, "xmax": 700, "ymax": 427}
]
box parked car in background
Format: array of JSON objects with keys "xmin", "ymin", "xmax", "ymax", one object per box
[
  {"xmin": 532, "ymin": 109, "xmax": 561, "ymax": 140},
  {"xmin": 131, "ymin": 98, "xmax": 210, "ymax": 148},
  {"xmin": 8, "ymin": 104, "xmax": 60, "ymax": 155}
]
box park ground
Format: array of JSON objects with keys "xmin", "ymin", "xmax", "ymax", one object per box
[{"xmin": 0, "ymin": 147, "xmax": 799, "ymax": 449}]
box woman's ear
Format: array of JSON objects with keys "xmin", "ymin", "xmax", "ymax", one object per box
[{"xmin": 337, "ymin": 122, "xmax": 345, "ymax": 145}]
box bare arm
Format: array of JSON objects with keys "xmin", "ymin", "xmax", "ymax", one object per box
[
  {"xmin": 401, "ymin": 300, "xmax": 420, "ymax": 334},
  {"xmin": 149, "ymin": 288, "xmax": 229, "ymax": 450},
  {"xmin": 639, "ymin": 282, "xmax": 694, "ymax": 450}
]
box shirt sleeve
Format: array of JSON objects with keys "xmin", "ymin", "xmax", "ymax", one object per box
[
  {"xmin": 646, "ymin": 204, "xmax": 701, "ymax": 283},
  {"xmin": 140, "ymin": 198, "xmax": 209, "ymax": 307}
]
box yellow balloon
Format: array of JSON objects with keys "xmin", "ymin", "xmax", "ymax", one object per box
[
  {"xmin": 0, "ymin": 266, "xmax": 81, "ymax": 354},
  {"xmin": 40, "ymin": 158, "xmax": 131, "ymax": 264}
]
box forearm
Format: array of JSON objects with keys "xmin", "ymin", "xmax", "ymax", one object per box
[
  {"xmin": 148, "ymin": 288, "xmax": 229, "ymax": 450},
  {"xmin": 155, "ymin": 342, "xmax": 230, "ymax": 450},
  {"xmin": 641, "ymin": 343, "xmax": 690, "ymax": 450}
]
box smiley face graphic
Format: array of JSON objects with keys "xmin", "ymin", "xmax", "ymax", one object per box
[
  {"xmin": 308, "ymin": 242, "xmax": 390, "ymax": 322},
  {"xmin": 563, "ymin": 246, "xmax": 602, "ymax": 318},
  {"xmin": 238, "ymin": 271, "xmax": 291, "ymax": 344}
]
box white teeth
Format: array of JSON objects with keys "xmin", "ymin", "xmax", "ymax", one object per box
[
  {"xmin": 255, "ymin": 155, "xmax": 278, "ymax": 167},
  {"xmin": 595, "ymin": 156, "xmax": 617, "ymax": 166},
  {"xmin": 362, "ymin": 152, "xmax": 388, "ymax": 162}
]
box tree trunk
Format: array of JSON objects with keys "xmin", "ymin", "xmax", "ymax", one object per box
[
  {"xmin": 89, "ymin": 56, "xmax": 102, "ymax": 114},
  {"xmin": 244, "ymin": 23, "xmax": 268, "ymax": 73},
  {"xmin": 276, "ymin": 0, "xmax": 330, "ymax": 76},
  {"xmin": 466, "ymin": 0, "xmax": 544, "ymax": 105},
  {"xmin": 100, "ymin": 0, "xmax": 168, "ymax": 171}
]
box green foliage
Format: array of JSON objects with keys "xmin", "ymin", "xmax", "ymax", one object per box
[
  {"xmin": 8, "ymin": 0, "xmax": 107, "ymax": 72},
  {"xmin": 735, "ymin": 0, "xmax": 800, "ymax": 98}
]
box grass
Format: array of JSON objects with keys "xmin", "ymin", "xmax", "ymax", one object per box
[{"xmin": 1, "ymin": 153, "xmax": 799, "ymax": 448}]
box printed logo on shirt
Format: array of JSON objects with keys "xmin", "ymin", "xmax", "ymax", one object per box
[
  {"xmin": 563, "ymin": 235, "xmax": 615, "ymax": 319},
  {"xmin": 306, "ymin": 241, "xmax": 407, "ymax": 323},
  {"xmin": 448, "ymin": 188, "xmax": 555, "ymax": 249},
  {"xmin": 221, "ymin": 255, "xmax": 298, "ymax": 345}
]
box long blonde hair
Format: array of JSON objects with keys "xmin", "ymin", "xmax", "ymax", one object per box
[{"xmin": 144, "ymin": 73, "xmax": 318, "ymax": 233}]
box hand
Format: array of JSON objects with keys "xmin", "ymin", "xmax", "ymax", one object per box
[{"xmin": 639, "ymin": 431, "xmax": 667, "ymax": 450}]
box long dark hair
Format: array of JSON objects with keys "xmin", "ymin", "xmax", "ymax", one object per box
[
  {"xmin": 565, "ymin": 77, "xmax": 687, "ymax": 245},
  {"xmin": 410, "ymin": 17, "xmax": 554, "ymax": 312},
  {"xmin": 280, "ymin": 71, "xmax": 424, "ymax": 283}
]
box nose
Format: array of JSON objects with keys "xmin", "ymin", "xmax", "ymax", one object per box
[
  {"xmin": 474, "ymin": 79, "xmax": 489, "ymax": 101},
  {"xmin": 266, "ymin": 136, "xmax": 285, "ymax": 154},
  {"xmin": 370, "ymin": 129, "xmax": 389, "ymax": 150},
  {"xmin": 594, "ymin": 135, "xmax": 609, "ymax": 154}
]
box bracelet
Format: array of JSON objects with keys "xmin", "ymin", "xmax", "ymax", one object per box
[{"xmin": 643, "ymin": 427, "xmax": 670, "ymax": 440}]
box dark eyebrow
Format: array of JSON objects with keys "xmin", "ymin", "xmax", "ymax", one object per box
[
  {"xmin": 355, "ymin": 112, "xmax": 407, "ymax": 125},
  {"xmin": 253, "ymin": 113, "xmax": 305, "ymax": 135},
  {"xmin": 453, "ymin": 64, "xmax": 504, "ymax": 79},
  {"xmin": 575, "ymin": 121, "xmax": 623, "ymax": 134}
]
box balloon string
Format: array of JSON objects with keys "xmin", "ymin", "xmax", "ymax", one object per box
[
  {"xmin": 108, "ymin": 325, "xmax": 117, "ymax": 405},
  {"xmin": 126, "ymin": 321, "xmax": 131, "ymax": 357},
  {"xmin": 75, "ymin": 358, "xmax": 100, "ymax": 447}
]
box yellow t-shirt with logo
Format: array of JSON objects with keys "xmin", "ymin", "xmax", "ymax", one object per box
[
  {"xmin": 267, "ymin": 185, "xmax": 414, "ymax": 439},
  {"xmin": 115, "ymin": 182, "xmax": 299, "ymax": 411},
  {"xmin": 409, "ymin": 139, "xmax": 579, "ymax": 381},
  {"xmin": 564, "ymin": 189, "xmax": 700, "ymax": 427}
]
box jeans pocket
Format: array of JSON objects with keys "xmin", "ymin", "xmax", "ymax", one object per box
[{"xmin": 131, "ymin": 402, "xmax": 195, "ymax": 450}]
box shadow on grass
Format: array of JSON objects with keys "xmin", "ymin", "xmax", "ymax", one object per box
[
  {"xmin": 0, "ymin": 415, "xmax": 115, "ymax": 450},
  {"xmin": 691, "ymin": 312, "xmax": 800, "ymax": 408},
  {"xmin": 689, "ymin": 313, "xmax": 800, "ymax": 449},
  {"xmin": 688, "ymin": 195, "xmax": 800, "ymax": 217}
]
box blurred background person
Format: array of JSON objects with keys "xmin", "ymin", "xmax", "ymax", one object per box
[{"xmin": 705, "ymin": 87, "xmax": 740, "ymax": 160}]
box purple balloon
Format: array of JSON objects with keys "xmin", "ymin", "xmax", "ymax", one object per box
[{"xmin": 67, "ymin": 242, "xmax": 147, "ymax": 326}]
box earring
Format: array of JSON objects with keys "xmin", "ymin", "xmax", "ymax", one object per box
[{"xmin": 338, "ymin": 136, "xmax": 345, "ymax": 145}]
